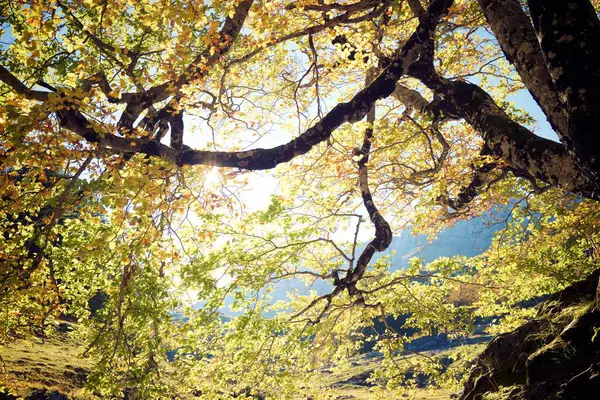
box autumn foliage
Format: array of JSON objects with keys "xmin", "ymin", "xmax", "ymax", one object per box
[{"xmin": 2, "ymin": 0, "xmax": 600, "ymax": 398}]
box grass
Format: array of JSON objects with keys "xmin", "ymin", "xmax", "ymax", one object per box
[
  {"xmin": 0, "ymin": 322, "xmax": 95, "ymax": 399},
  {"xmin": 332, "ymin": 386, "xmax": 455, "ymax": 400},
  {"xmin": 322, "ymin": 343, "xmax": 488, "ymax": 399},
  {"xmin": 0, "ymin": 323, "xmax": 486, "ymax": 399}
]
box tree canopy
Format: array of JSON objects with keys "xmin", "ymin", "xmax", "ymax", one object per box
[{"xmin": 2, "ymin": 0, "xmax": 600, "ymax": 398}]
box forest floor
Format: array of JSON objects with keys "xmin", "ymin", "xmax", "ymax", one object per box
[{"xmin": 0, "ymin": 323, "xmax": 485, "ymax": 399}]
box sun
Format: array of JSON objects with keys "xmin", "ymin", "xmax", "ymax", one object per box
[{"xmin": 204, "ymin": 167, "xmax": 220, "ymax": 187}]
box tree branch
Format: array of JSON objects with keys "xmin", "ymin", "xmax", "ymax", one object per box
[
  {"xmin": 0, "ymin": 66, "xmax": 49, "ymax": 102},
  {"xmin": 346, "ymin": 73, "xmax": 392, "ymax": 295},
  {"xmin": 407, "ymin": 0, "xmax": 426, "ymax": 18},
  {"xmin": 229, "ymin": 1, "xmax": 390, "ymax": 67},
  {"xmin": 117, "ymin": 0, "xmax": 254, "ymax": 132},
  {"xmin": 409, "ymin": 69, "xmax": 599, "ymax": 200},
  {"xmin": 478, "ymin": 0, "xmax": 568, "ymax": 141},
  {"xmin": 438, "ymin": 152, "xmax": 499, "ymax": 210},
  {"xmin": 53, "ymin": 0, "xmax": 454, "ymax": 172},
  {"xmin": 527, "ymin": 0, "xmax": 600, "ymax": 179}
]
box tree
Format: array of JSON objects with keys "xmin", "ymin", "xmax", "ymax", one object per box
[{"xmin": 2, "ymin": 0, "xmax": 600, "ymax": 398}]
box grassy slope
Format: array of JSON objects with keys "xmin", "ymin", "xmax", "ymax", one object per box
[
  {"xmin": 0, "ymin": 326, "xmax": 485, "ymax": 399},
  {"xmin": 323, "ymin": 343, "xmax": 487, "ymax": 399},
  {"xmin": 332, "ymin": 387, "xmax": 455, "ymax": 400},
  {"xmin": 327, "ymin": 382, "xmax": 454, "ymax": 399},
  {"xmin": 0, "ymin": 323, "xmax": 94, "ymax": 399}
]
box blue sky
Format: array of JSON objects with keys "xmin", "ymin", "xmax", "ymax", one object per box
[{"xmin": 510, "ymin": 89, "xmax": 558, "ymax": 142}]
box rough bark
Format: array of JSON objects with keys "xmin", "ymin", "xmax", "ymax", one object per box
[
  {"xmin": 528, "ymin": 0, "xmax": 600, "ymax": 180},
  {"xmin": 460, "ymin": 319, "xmax": 552, "ymax": 400},
  {"xmin": 409, "ymin": 66, "xmax": 599, "ymax": 199},
  {"xmin": 478, "ymin": 0, "xmax": 568, "ymax": 142},
  {"xmin": 407, "ymin": 0, "xmax": 426, "ymax": 18},
  {"xmin": 393, "ymin": 83, "xmax": 430, "ymax": 114}
]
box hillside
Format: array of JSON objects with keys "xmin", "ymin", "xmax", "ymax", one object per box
[
  {"xmin": 385, "ymin": 217, "xmax": 498, "ymax": 267},
  {"xmin": 0, "ymin": 322, "xmax": 93, "ymax": 400},
  {"xmin": 0, "ymin": 323, "xmax": 485, "ymax": 399},
  {"xmin": 236, "ymin": 215, "xmax": 500, "ymax": 314},
  {"xmin": 460, "ymin": 268, "xmax": 600, "ymax": 400},
  {"xmin": 1, "ymin": 217, "xmax": 499, "ymax": 399}
]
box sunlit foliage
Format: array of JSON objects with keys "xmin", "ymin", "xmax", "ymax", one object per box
[{"xmin": 1, "ymin": 0, "xmax": 599, "ymax": 398}]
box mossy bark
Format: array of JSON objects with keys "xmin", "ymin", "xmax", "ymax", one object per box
[{"xmin": 461, "ymin": 269, "xmax": 600, "ymax": 400}]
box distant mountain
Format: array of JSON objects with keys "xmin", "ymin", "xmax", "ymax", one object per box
[
  {"xmin": 384, "ymin": 216, "xmax": 498, "ymax": 268},
  {"xmin": 216, "ymin": 215, "xmax": 500, "ymax": 316}
]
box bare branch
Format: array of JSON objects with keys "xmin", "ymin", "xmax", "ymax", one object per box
[
  {"xmin": 54, "ymin": 0, "xmax": 454, "ymax": 172},
  {"xmin": 0, "ymin": 66, "xmax": 49, "ymax": 101}
]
